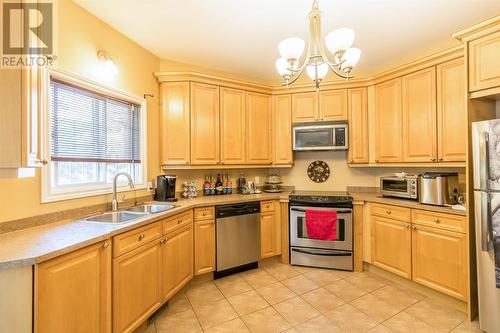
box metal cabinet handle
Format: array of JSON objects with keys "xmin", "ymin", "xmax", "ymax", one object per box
[
  {"xmin": 431, "ymin": 158, "xmax": 436, "ymax": 161},
  {"xmin": 386, "ymin": 210, "xmax": 391, "ymax": 214},
  {"xmin": 102, "ymin": 242, "xmax": 109, "ymax": 248},
  {"xmin": 375, "ymin": 159, "xmax": 379, "ymax": 163},
  {"xmin": 177, "ymin": 219, "xmax": 182, "ymax": 224},
  {"xmin": 139, "ymin": 234, "xmax": 145, "ymax": 241},
  {"xmin": 202, "ymin": 212, "xmax": 207, "ymax": 216},
  {"xmin": 411, "ymin": 225, "xmax": 416, "ymax": 230},
  {"xmin": 160, "ymin": 238, "xmax": 167, "ymax": 245},
  {"xmin": 438, "ymin": 157, "xmax": 443, "ymax": 161},
  {"xmin": 405, "ymin": 224, "xmax": 410, "ymax": 229},
  {"xmin": 433, "ymin": 218, "xmax": 440, "ymax": 223}
]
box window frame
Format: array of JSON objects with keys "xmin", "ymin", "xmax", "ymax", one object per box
[{"xmin": 41, "ymin": 68, "xmax": 148, "ymax": 203}]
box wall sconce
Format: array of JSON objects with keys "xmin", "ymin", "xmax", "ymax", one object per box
[{"xmin": 97, "ymin": 50, "xmax": 118, "ymax": 76}]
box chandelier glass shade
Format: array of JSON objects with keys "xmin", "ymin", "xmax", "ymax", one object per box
[{"xmin": 275, "ymin": 0, "xmax": 361, "ymax": 89}]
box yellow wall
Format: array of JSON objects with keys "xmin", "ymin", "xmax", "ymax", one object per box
[{"xmin": 0, "ymin": 0, "xmax": 161, "ymax": 223}]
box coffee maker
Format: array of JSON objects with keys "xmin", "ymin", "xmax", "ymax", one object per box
[{"xmin": 155, "ymin": 175, "xmax": 177, "ymax": 202}]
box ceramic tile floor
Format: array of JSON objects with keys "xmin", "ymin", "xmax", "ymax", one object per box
[{"xmin": 137, "ymin": 264, "xmax": 482, "ymax": 333}]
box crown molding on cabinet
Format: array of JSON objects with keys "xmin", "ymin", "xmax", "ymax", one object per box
[{"xmin": 453, "ymin": 15, "xmax": 500, "ymax": 42}]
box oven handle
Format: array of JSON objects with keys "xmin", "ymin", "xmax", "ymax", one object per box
[
  {"xmin": 291, "ymin": 248, "xmax": 352, "ymax": 256},
  {"xmin": 290, "ymin": 208, "xmax": 352, "ymax": 213}
]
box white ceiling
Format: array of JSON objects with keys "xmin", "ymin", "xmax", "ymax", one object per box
[{"xmin": 74, "ymin": 0, "xmax": 500, "ymax": 84}]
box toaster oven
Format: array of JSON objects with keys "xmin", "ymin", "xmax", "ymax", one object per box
[{"xmin": 380, "ymin": 175, "xmax": 418, "ymax": 200}]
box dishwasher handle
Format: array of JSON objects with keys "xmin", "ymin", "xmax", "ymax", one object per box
[{"xmin": 216, "ymin": 201, "xmax": 261, "ymax": 218}]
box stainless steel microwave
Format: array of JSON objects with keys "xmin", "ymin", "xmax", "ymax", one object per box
[
  {"xmin": 292, "ymin": 122, "xmax": 348, "ymax": 151},
  {"xmin": 380, "ymin": 175, "xmax": 418, "ymax": 200}
]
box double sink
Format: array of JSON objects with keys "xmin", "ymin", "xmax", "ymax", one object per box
[{"xmin": 82, "ymin": 204, "xmax": 176, "ymax": 224}]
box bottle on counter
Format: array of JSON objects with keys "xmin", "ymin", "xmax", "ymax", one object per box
[
  {"xmin": 222, "ymin": 173, "xmax": 228, "ymax": 194},
  {"xmin": 215, "ymin": 173, "xmax": 223, "ymax": 195},
  {"xmin": 203, "ymin": 175, "xmax": 211, "ymax": 196},
  {"xmin": 227, "ymin": 174, "xmax": 233, "ymax": 194},
  {"xmin": 238, "ymin": 173, "xmax": 246, "ymax": 194},
  {"xmin": 210, "ymin": 175, "xmax": 216, "ymax": 195}
]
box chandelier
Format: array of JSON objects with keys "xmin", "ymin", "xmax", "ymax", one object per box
[{"xmin": 275, "ymin": 0, "xmax": 361, "ymax": 90}]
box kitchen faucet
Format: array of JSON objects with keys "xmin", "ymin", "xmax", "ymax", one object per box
[{"xmin": 112, "ymin": 172, "xmax": 135, "ymax": 211}]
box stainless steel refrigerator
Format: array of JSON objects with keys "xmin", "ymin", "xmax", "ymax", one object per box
[{"xmin": 472, "ymin": 120, "xmax": 500, "ymax": 332}]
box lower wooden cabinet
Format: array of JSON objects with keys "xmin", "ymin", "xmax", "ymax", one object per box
[
  {"xmin": 162, "ymin": 224, "xmax": 194, "ymax": 300},
  {"xmin": 411, "ymin": 224, "xmax": 467, "ymax": 300},
  {"xmin": 113, "ymin": 239, "xmax": 162, "ymax": 333},
  {"xmin": 260, "ymin": 200, "xmax": 281, "ymax": 259},
  {"xmin": 194, "ymin": 219, "xmax": 216, "ymax": 275},
  {"xmin": 35, "ymin": 240, "xmax": 111, "ymax": 333},
  {"xmin": 371, "ymin": 216, "xmax": 412, "ymax": 279}
]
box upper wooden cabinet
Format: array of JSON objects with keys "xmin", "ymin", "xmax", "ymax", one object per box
[
  {"xmin": 292, "ymin": 92, "xmax": 318, "ymax": 122},
  {"xmin": 375, "ymin": 78, "xmax": 403, "ymax": 162},
  {"xmin": 273, "ymin": 94, "xmax": 293, "ymax": 165},
  {"xmin": 246, "ymin": 92, "xmax": 272, "ymax": 164},
  {"xmin": 468, "ymin": 30, "xmax": 500, "ymax": 92},
  {"xmin": 220, "ymin": 88, "xmax": 246, "ymax": 164},
  {"xmin": 347, "ymin": 88, "xmax": 368, "ymax": 164},
  {"xmin": 190, "ymin": 83, "xmax": 220, "ymax": 165},
  {"xmin": 35, "ymin": 240, "xmax": 111, "ymax": 333},
  {"xmin": 437, "ymin": 58, "xmax": 466, "ymax": 162},
  {"xmin": 319, "ymin": 89, "xmax": 348, "ymax": 121},
  {"xmin": 160, "ymin": 82, "xmax": 190, "ymax": 166},
  {"xmin": 402, "ymin": 67, "xmax": 437, "ymax": 162}
]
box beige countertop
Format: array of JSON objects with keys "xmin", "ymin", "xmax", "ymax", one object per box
[
  {"xmin": 0, "ymin": 192, "xmax": 290, "ymax": 269},
  {"xmin": 351, "ymin": 192, "xmax": 467, "ymax": 216}
]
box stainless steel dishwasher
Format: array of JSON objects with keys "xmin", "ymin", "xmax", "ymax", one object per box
[{"xmin": 215, "ymin": 201, "xmax": 260, "ymax": 278}]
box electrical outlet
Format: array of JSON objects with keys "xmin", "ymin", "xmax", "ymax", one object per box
[{"xmin": 147, "ymin": 181, "xmax": 153, "ymax": 191}]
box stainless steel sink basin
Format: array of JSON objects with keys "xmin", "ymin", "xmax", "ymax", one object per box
[
  {"xmin": 84, "ymin": 211, "xmax": 148, "ymax": 223},
  {"xmin": 126, "ymin": 204, "xmax": 176, "ymax": 214}
]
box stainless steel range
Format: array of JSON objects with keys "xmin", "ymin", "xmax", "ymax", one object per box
[{"xmin": 289, "ymin": 191, "xmax": 353, "ymax": 271}]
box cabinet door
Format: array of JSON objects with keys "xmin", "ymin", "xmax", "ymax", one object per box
[
  {"xmin": 160, "ymin": 82, "xmax": 190, "ymax": 165},
  {"xmin": 190, "ymin": 82, "xmax": 220, "ymax": 164},
  {"xmin": 273, "ymin": 94, "xmax": 292, "ymax": 165},
  {"xmin": 292, "ymin": 92, "xmax": 318, "ymax": 122},
  {"xmin": 437, "ymin": 59, "xmax": 466, "ymax": 162},
  {"xmin": 319, "ymin": 89, "xmax": 348, "ymax": 121},
  {"xmin": 411, "ymin": 225, "xmax": 467, "ymax": 300},
  {"xmin": 113, "ymin": 240, "xmax": 162, "ymax": 333},
  {"xmin": 371, "ymin": 216, "xmax": 412, "ymax": 279},
  {"xmin": 261, "ymin": 213, "xmax": 277, "ymax": 259},
  {"xmin": 35, "ymin": 240, "xmax": 111, "ymax": 333},
  {"xmin": 194, "ymin": 220, "xmax": 216, "ymax": 275},
  {"xmin": 162, "ymin": 224, "xmax": 194, "ymax": 301},
  {"xmin": 347, "ymin": 88, "xmax": 368, "ymax": 163},
  {"xmin": 246, "ymin": 92, "xmax": 272, "ymax": 164},
  {"xmin": 402, "ymin": 67, "xmax": 437, "ymax": 162},
  {"xmin": 375, "ymin": 78, "xmax": 403, "ymax": 162},
  {"xmin": 469, "ymin": 30, "xmax": 500, "ymax": 92},
  {"xmin": 220, "ymin": 87, "xmax": 246, "ymax": 164}
]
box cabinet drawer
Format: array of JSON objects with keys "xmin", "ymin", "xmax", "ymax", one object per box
[
  {"xmin": 113, "ymin": 222, "xmax": 162, "ymax": 258},
  {"xmin": 163, "ymin": 210, "xmax": 193, "ymax": 235},
  {"xmin": 194, "ymin": 207, "xmax": 215, "ymax": 221},
  {"xmin": 261, "ymin": 200, "xmax": 276, "ymax": 212},
  {"xmin": 412, "ymin": 210, "xmax": 466, "ymax": 233},
  {"xmin": 371, "ymin": 203, "xmax": 411, "ymax": 222}
]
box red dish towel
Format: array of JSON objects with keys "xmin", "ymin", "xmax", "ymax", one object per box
[{"xmin": 305, "ymin": 209, "xmax": 337, "ymax": 240}]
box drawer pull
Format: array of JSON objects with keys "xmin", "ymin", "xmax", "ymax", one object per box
[
  {"xmin": 138, "ymin": 234, "xmax": 145, "ymax": 241},
  {"xmin": 411, "ymin": 225, "xmax": 417, "ymax": 230},
  {"xmin": 202, "ymin": 212, "xmax": 207, "ymax": 216},
  {"xmin": 160, "ymin": 238, "xmax": 167, "ymax": 245},
  {"xmin": 405, "ymin": 224, "xmax": 410, "ymax": 229},
  {"xmin": 434, "ymin": 218, "xmax": 440, "ymax": 223},
  {"xmin": 386, "ymin": 210, "xmax": 391, "ymax": 214},
  {"xmin": 177, "ymin": 219, "xmax": 182, "ymax": 224},
  {"xmin": 102, "ymin": 242, "xmax": 109, "ymax": 248}
]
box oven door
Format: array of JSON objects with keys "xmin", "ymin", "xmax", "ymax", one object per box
[
  {"xmin": 289, "ymin": 206, "xmax": 352, "ymax": 251},
  {"xmin": 381, "ymin": 178, "xmax": 411, "ymax": 198}
]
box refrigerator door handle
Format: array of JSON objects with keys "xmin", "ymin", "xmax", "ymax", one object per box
[{"xmin": 481, "ymin": 191, "xmax": 494, "ymax": 251}]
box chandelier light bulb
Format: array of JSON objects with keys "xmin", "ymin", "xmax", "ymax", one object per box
[
  {"xmin": 275, "ymin": 58, "xmax": 291, "ymax": 76},
  {"xmin": 278, "ymin": 37, "xmax": 305, "ymax": 61},
  {"xmin": 341, "ymin": 48, "xmax": 361, "ymax": 70},
  {"xmin": 325, "ymin": 28, "xmax": 355, "ymax": 55},
  {"xmin": 306, "ymin": 63, "xmax": 328, "ymax": 81}
]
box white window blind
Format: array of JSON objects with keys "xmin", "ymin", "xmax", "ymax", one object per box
[{"xmin": 50, "ymin": 78, "xmax": 141, "ymax": 164}]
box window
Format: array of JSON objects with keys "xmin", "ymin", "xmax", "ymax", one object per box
[{"xmin": 42, "ymin": 71, "xmax": 147, "ymax": 202}]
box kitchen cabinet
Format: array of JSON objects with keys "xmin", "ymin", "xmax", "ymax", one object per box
[
  {"xmin": 190, "ymin": 82, "xmax": 220, "ymax": 165},
  {"xmin": 402, "ymin": 67, "xmax": 437, "ymax": 162},
  {"xmin": 468, "ymin": 30, "xmax": 500, "ymax": 92},
  {"xmin": 411, "ymin": 224, "xmax": 467, "ymax": 300},
  {"xmin": 162, "ymin": 224, "xmax": 194, "ymax": 300},
  {"xmin": 347, "ymin": 88, "xmax": 368, "ymax": 164},
  {"xmin": 273, "ymin": 94, "xmax": 293, "ymax": 165},
  {"xmin": 35, "ymin": 240, "xmax": 111, "ymax": 333},
  {"xmin": 260, "ymin": 200, "xmax": 281, "ymax": 259},
  {"xmin": 246, "ymin": 92, "xmax": 273, "ymax": 164},
  {"xmin": 220, "ymin": 87, "xmax": 246, "ymax": 164},
  {"xmin": 437, "ymin": 58, "xmax": 466, "ymax": 162},
  {"xmin": 194, "ymin": 207, "xmax": 216, "ymax": 276},
  {"xmin": 371, "ymin": 216, "xmax": 412, "ymax": 279},
  {"xmin": 160, "ymin": 82, "xmax": 191, "ymax": 165},
  {"xmin": 319, "ymin": 89, "xmax": 348, "ymax": 121},
  {"xmin": 375, "ymin": 78, "xmax": 403, "ymax": 163},
  {"xmin": 292, "ymin": 91, "xmax": 318, "ymax": 122},
  {"xmin": 113, "ymin": 239, "xmax": 162, "ymax": 333}
]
